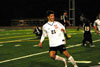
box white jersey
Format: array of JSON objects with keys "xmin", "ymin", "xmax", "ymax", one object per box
[
  {"xmin": 94, "ymin": 19, "xmax": 100, "ymax": 31},
  {"xmin": 40, "ymin": 21, "xmax": 66, "ymax": 47}
]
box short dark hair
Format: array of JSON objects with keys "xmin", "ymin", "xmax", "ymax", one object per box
[
  {"xmin": 63, "ymin": 10, "xmax": 68, "ymax": 13},
  {"xmin": 46, "ymin": 10, "xmax": 54, "ymax": 16}
]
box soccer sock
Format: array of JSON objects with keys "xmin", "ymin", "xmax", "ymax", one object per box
[
  {"xmin": 55, "ymin": 55, "xmax": 67, "ymax": 67},
  {"xmin": 68, "ymin": 56, "xmax": 78, "ymax": 66}
]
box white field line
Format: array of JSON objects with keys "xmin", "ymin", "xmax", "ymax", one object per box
[
  {"xmin": 0, "ymin": 38, "xmax": 34, "ymax": 44},
  {"xmin": 0, "ymin": 51, "xmax": 49, "ymax": 64},
  {"xmin": 0, "ymin": 45, "xmax": 3, "ymax": 47},
  {"xmin": 0, "ymin": 38, "xmax": 46, "ymax": 44},
  {"xmin": 98, "ymin": 62, "xmax": 100, "ymax": 64},
  {"xmin": 93, "ymin": 39, "xmax": 100, "ymax": 42},
  {"xmin": 76, "ymin": 61, "xmax": 92, "ymax": 63},
  {"xmin": 15, "ymin": 45, "xmax": 21, "ymax": 47},
  {"xmin": 0, "ymin": 35, "xmax": 34, "ymax": 40},
  {"xmin": 33, "ymin": 45, "xmax": 38, "ymax": 47},
  {"xmin": 0, "ymin": 39, "xmax": 100, "ymax": 64}
]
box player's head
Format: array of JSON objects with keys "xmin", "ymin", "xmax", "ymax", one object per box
[
  {"xmin": 46, "ymin": 10, "xmax": 55, "ymax": 22},
  {"xmin": 63, "ymin": 10, "xmax": 68, "ymax": 15}
]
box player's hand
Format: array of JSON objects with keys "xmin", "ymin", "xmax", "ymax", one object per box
[
  {"xmin": 61, "ymin": 29, "xmax": 66, "ymax": 33},
  {"xmin": 38, "ymin": 42, "xmax": 42, "ymax": 48},
  {"xmin": 61, "ymin": 29, "xmax": 65, "ymax": 32}
]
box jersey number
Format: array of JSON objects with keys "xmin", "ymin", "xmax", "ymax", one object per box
[
  {"xmin": 51, "ymin": 30, "xmax": 56, "ymax": 34},
  {"xmin": 85, "ymin": 26, "xmax": 90, "ymax": 31}
]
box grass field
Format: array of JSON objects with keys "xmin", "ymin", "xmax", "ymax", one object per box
[{"xmin": 0, "ymin": 28, "xmax": 100, "ymax": 67}]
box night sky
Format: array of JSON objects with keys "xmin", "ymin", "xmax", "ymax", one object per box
[{"xmin": 0, "ymin": 0, "xmax": 100, "ymax": 26}]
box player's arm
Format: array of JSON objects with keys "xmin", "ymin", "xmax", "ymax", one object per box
[
  {"xmin": 60, "ymin": 24, "xmax": 70, "ymax": 39},
  {"xmin": 38, "ymin": 27, "xmax": 47, "ymax": 48},
  {"xmin": 61, "ymin": 28, "xmax": 69, "ymax": 40},
  {"xmin": 58, "ymin": 22, "xmax": 66, "ymax": 32},
  {"xmin": 61, "ymin": 28, "xmax": 67, "ymax": 38},
  {"xmin": 94, "ymin": 26, "xmax": 99, "ymax": 34},
  {"xmin": 94, "ymin": 22, "xmax": 99, "ymax": 34},
  {"xmin": 58, "ymin": 22, "xmax": 68, "ymax": 39},
  {"xmin": 65, "ymin": 17, "xmax": 71, "ymax": 26}
]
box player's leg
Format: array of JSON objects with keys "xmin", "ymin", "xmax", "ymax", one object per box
[
  {"xmin": 63, "ymin": 50, "xmax": 78, "ymax": 67},
  {"xmin": 49, "ymin": 51, "xmax": 66, "ymax": 62},
  {"xmin": 49, "ymin": 51, "xmax": 56, "ymax": 59},
  {"xmin": 59, "ymin": 45, "xmax": 78, "ymax": 67},
  {"xmin": 83, "ymin": 33, "xmax": 87, "ymax": 46},
  {"xmin": 63, "ymin": 50, "xmax": 70, "ymax": 58},
  {"xmin": 82, "ymin": 39, "xmax": 86, "ymax": 46},
  {"xmin": 49, "ymin": 51, "xmax": 67, "ymax": 67}
]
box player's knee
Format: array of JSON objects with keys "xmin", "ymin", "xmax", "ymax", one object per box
[
  {"xmin": 63, "ymin": 50, "xmax": 71, "ymax": 58},
  {"xmin": 50, "ymin": 54, "xmax": 55, "ymax": 59}
]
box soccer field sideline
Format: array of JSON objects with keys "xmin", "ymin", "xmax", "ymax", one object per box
[{"xmin": 0, "ymin": 39, "xmax": 100, "ymax": 64}]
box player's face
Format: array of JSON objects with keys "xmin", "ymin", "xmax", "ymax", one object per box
[
  {"xmin": 48, "ymin": 14, "xmax": 55, "ymax": 22},
  {"xmin": 64, "ymin": 12, "xmax": 67, "ymax": 15}
]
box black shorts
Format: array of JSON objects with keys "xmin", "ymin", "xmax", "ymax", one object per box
[{"xmin": 49, "ymin": 45, "xmax": 67, "ymax": 54}]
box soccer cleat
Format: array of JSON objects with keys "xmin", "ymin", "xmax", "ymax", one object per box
[
  {"xmin": 74, "ymin": 65, "xmax": 78, "ymax": 67},
  {"xmin": 84, "ymin": 44, "xmax": 87, "ymax": 46},
  {"xmin": 90, "ymin": 45, "xmax": 95, "ymax": 47},
  {"xmin": 68, "ymin": 56, "xmax": 78, "ymax": 67}
]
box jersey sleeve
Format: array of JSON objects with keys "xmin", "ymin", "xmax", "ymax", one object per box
[
  {"xmin": 40, "ymin": 26, "xmax": 47, "ymax": 43},
  {"xmin": 94, "ymin": 20, "xmax": 97, "ymax": 26},
  {"xmin": 58, "ymin": 22, "xmax": 65, "ymax": 30}
]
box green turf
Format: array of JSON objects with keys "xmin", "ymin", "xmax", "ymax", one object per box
[{"xmin": 0, "ymin": 28, "xmax": 100, "ymax": 67}]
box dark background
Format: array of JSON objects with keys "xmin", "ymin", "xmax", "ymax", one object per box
[{"xmin": 0, "ymin": 0, "xmax": 100, "ymax": 26}]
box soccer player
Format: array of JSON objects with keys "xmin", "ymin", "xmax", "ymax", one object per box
[
  {"xmin": 60, "ymin": 10, "xmax": 71, "ymax": 39},
  {"xmin": 33, "ymin": 26, "xmax": 42, "ymax": 39},
  {"xmin": 94, "ymin": 14, "xmax": 100, "ymax": 34},
  {"xmin": 77, "ymin": 13, "xmax": 85, "ymax": 31},
  {"xmin": 38, "ymin": 10, "xmax": 78, "ymax": 67},
  {"xmin": 82, "ymin": 21, "xmax": 93, "ymax": 47},
  {"xmin": 60, "ymin": 10, "xmax": 71, "ymax": 28}
]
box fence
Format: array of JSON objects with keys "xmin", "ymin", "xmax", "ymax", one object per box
[{"xmin": 11, "ymin": 19, "xmax": 46, "ymax": 26}]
